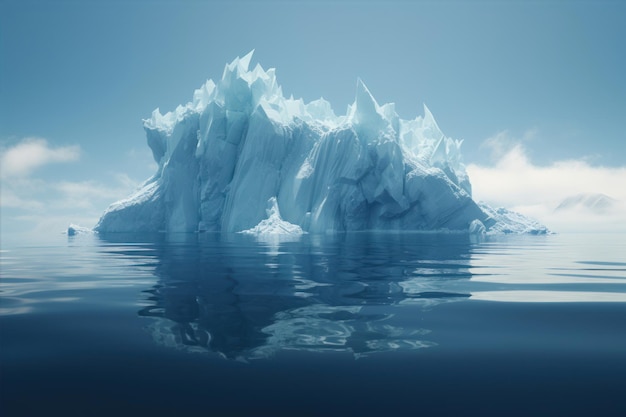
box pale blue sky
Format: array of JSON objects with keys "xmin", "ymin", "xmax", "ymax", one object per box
[{"xmin": 1, "ymin": 0, "xmax": 625, "ymax": 237}]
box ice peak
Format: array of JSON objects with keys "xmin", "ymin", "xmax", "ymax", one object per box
[
  {"xmin": 354, "ymin": 78, "xmax": 380, "ymax": 116},
  {"xmin": 422, "ymin": 104, "xmax": 443, "ymax": 140},
  {"xmin": 223, "ymin": 50, "xmax": 255, "ymax": 78},
  {"xmin": 349, "ymin": 78, "xmax": 389, "ymax": 141},
  {"xmin": 240, "ymin": 49, "xmax": 255, "ymax": 71}
]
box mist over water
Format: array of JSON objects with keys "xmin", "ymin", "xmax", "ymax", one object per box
[{"xmin": 2, "ymin": 231, "xmax": 626, "ymax": 415}]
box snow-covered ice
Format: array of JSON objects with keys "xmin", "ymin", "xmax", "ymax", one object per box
[
  {"xmin": 478, "ymin": 203, "xmax": 549, "ymax": 235},
  {"xmin": 95, "ymin": 52, "xmax": 546, "ymax": 235},
  {"xmin": 240, "ymin": 197, "xmax": 305, "ymax": 236}
]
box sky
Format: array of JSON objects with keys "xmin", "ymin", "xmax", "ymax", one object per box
[{"xmin": 1, "ymin": 0, "xmax": 625, "ymax": 239}]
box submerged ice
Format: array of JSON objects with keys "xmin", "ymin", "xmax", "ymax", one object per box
[{"xmin": 95, "ymin": 51, "xmax": 545, "ymax": 235}]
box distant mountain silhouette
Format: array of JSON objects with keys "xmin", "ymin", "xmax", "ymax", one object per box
[{"xmin": 555, "ymin": 193, "xmax": 618, "ymax": 213}]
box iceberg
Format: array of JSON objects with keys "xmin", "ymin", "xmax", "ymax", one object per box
[
  {"xmin": 66, "ymin": 224, "xmax": 94, "ymax": 236},
  {"xmin": 95, "ymin": 52, "xmax": 545, "ymax": 235}
]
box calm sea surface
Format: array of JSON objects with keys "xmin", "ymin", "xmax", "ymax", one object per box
[{"xmin": 1, "ymin": 232, "xmax": 625, "ymax": 416}]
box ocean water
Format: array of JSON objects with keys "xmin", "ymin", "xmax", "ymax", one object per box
[{"xmin": 1, "ymin": 231, "xmax": 625, "ymax": 416}]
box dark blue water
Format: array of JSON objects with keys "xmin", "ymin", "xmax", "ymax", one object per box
[{"xmin": 1, "ymin": 232, "xmax": 626, "ymax": 416}]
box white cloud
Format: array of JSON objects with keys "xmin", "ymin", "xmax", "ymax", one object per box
[
  {"xmin": 480, "ymin": 129, "xmax": 537, "ymax": 162},
  {"xmin": 2, "ymin": 177, "xmax": 138, "ymax": 213},
  {"xmin": 0, "ymin": 187, "xmax": 45, "ymax": 211},
  {"xmin": 0, "ymin": 140, "xmax": 141, "ymax": 239},
  {"xmin": 0, "ymin": 137, "xmax": 80, "ymax": 178},
  {"xmin": 1, "ymin": 175, "xmax": 139, "ymax": 240},
  {"xmin": 53, "ymin": 178, "xmax": 140, "ymax": 211},
  {"xmin": 467, "ymin": 132, "xmax": 626, "ymax": 233},
  {"xmin": 0, "ymin": 138, "xmax": 151, "ymax": 241}
]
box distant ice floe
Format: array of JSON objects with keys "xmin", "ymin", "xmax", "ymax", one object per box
[
  {"xmin": 66, "ymin": 224, "xmax": 93, "ymax": 236},
  {"xmin": 478, "ymin": 203, "xmax": 550, "ymax": 235}
]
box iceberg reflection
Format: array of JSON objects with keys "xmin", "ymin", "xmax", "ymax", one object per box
[{"xmin": 109, "ymin": 232, "xmax": 475, "ymax": 360}]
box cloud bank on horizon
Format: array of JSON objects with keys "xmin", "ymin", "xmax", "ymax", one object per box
[{"xmin": 468, "ymin": 132, "xmax": 626, "ymax": 233}]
